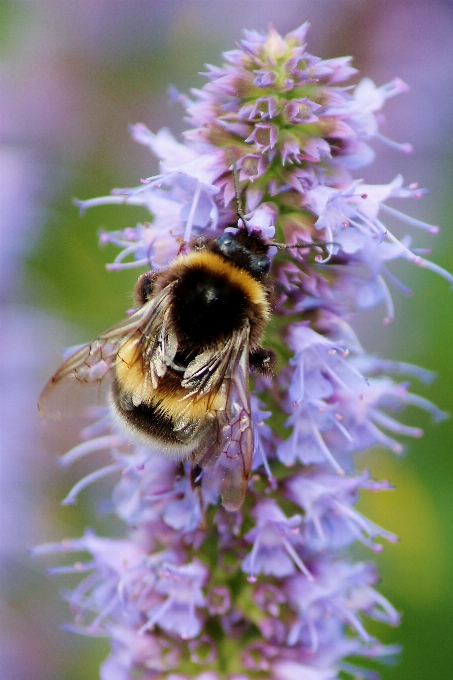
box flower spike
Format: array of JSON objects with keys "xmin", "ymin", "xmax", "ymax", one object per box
[{"xmin": 38, "ymin": 23, "xmax": 448, "ymax": 680}]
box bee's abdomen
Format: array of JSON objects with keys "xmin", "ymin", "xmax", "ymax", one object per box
[{"xmin": 110, "ymin": 374, "xmax": 215, "ymax": 458}]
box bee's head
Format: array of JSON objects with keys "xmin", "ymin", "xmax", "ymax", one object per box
[{"xmin": 214, "ymin": 228, "xmax": 271, "ymax": 279}]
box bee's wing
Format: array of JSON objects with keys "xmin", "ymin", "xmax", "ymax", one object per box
[
  {"xmin": 38, "ymin": 285, "xmax": 176, "ymax": 417},
  {"xmin": 183, "ymin": 324, "xmax": 254, "ymax": 512}
]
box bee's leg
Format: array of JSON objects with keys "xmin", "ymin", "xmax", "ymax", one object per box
[
  {"xmin": 133, "ymin": 271, "xmax": 161, "ymax": 306},
  {"xmin": 187, "ymin": 463, "xmax": 207, "ymax": 529},
  {"xmin": 190, "ymin": 463, "xmax": 203, "ymax": 488},
  {"xmin": 249, "ymin": 347, "xmax": 277, "ymax": 375}
]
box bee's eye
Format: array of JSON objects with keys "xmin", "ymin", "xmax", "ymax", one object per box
[
  {"xmin": 217, "ymin": 233, "xmax": 234, "ymax": 248},
  {"xmin": 257, "ymin": 256, "xmax": 270, "ymax": 275},
  {"xmin": 216, "ymin": 232, "xmax": 238, "ymax": 259}
]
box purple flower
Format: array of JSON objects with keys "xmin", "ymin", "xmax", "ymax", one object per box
[
  {"xmin": 140, "ymin": 561, "xmax": 208, "ymax": 640},
  {"xmin": 40, "ymin": 24, "xmax": 448, "ymax": 680},
  {"xmin": 242, "ymin": 500, "xmax": 310, "ymax": 581},
  {"xmin": 286, "ymin": 470, "xmax": 397, "ymax": 553}
]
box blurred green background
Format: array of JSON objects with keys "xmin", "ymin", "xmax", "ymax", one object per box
[{"xmin": 1, "ymin": 1, "xmax": 452, "ymax": 679}]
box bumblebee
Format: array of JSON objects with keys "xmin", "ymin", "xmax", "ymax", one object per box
[{"xmin": 39, "ymin": 228, "xmax": 277, "ymax": 511}]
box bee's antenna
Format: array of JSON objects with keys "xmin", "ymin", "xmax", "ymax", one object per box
[
  {"xmin": 227, "ymin": 150, "xmax": 337, "ymax": 255},
  {"xmin": 273, "ymin": 240, "xmax": 339, "ymax": 264},
  {"xmin": 228, "ymin": 150, "xmax": 248, "ymax": 230},
  {"xmin": 273, "ymin": 241, "xmax": 338, "ymax": 251}
]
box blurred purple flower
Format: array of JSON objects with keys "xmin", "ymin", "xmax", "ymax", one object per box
[{"xmin": 40, "ymin": 24, "xmax": 448, "ymax": 680}]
